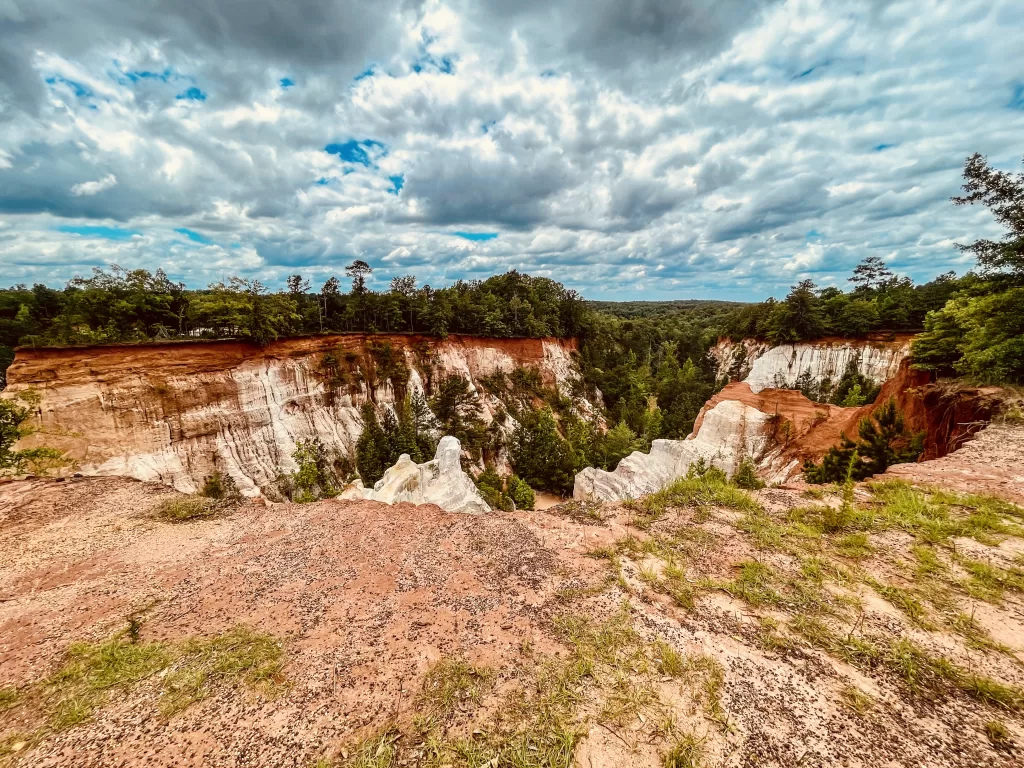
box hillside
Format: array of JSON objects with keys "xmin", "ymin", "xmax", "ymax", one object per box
[{"xmin": 1, "ymin": 424, "xmax": 1023, "ymax": 766}]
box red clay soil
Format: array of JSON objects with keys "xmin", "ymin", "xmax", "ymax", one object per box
[
  {"xmin": 700, "ymin": 361, "xmax": 1007, "ymax": 473},
  {"xmin": 2, "ymin": 477, "xmax": 1023, "ymax": 767},
  {"xmin": 6, "ymin": 334, "xmax": 577, "ymax": 388}
]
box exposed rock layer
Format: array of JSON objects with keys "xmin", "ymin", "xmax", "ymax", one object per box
[
  {"xmin": 711, "ymin": 335, "xmax": 913, "ymax": 393},
  {"xmin": 339, "ymin": 436, "xmax": 491, "ymax": 515},
  {"xmin": 5, "ymin": 334, "xmax": 581, "ymax": 497}
]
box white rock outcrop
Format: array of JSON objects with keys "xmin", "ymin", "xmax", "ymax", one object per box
[
  {"xmin": 711, "ymin": 338, "xmax": 911, "ymax": 394},
  {"xmin": 340, "ymin": 436, "xmax": 491, "ymax": 514},
  {"xmin": 573, "ymin": 400, "xmax": 772, "ymax": 502}
]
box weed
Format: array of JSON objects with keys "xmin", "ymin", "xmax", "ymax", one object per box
[
  {"xmin": 654, "ymin": 641, "xmax": 687, "ymax": 678},
  {"xmin": 960, "ymin": 559, "xmax": 1024, "ymax": 604},
  {"xmin": 985, "ymin": 720, "xmax": 1015, "ymax": 752},
  {"xmin": 869, "ymin": 580, "xmax": 933, "ymax": 628},
  {"xmin": 720, "ymin": 561, "xmax": 779, "ymax": 607},
  {"xmin": 755, "ymin": 617, "xmax": 794, "ymax": 653},
  {"xmin": 912, "ymin": 545, "xmax": 945, "ymax": 579},
  {"xmin": 0, "ymin": 686, "xmax": 20, "ymax": 715},
  {"xmin": 662, "ymin": 732, "xmax": 704, "ymax": 768},
  {"xmin": 416, "ymin": 658, "xmax": 493, "ymax": 723},
  {"xmin": 342, "ymin": 727, "xmax": 399, "ymax": 768},
  {"xmin": 737, "ymin": 509, "xmax": 785, "ymax": 550},
  {"xmin": 634, "ymin": 475, "xmax": 760, "ymax": 524},
  {"xmin": 835, "ymin": 532, "xmax": 873, "ymax": 559},
  {"xmin": 949, "ymin": 612, "xmax": 1013, "ymax": 655},
  {"xmin": 791, "ymin": 615, "xmax": 1023, "ymax": 709},
  {"xmin": 839, "ymin": 685, "xmax": 874, "ymax": 715},
  {"xmin": 43, "ymin": 632, "xmax": 172, "ymax": 730},
  {"xmin": 660, "ymin": 563, "xmax": 697, "ymax": 609},
  {"xmin": 154, "ymin": 496, "xmax": 220, "ymax": 523}
]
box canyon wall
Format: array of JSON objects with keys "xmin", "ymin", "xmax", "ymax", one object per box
[
  {"xmin": 711, "ymin": 335, "xmax": 913, "ymax": 393},
  {"xmin": 5, "ymin": 334, "xmax": 584, "ymax": 497}
]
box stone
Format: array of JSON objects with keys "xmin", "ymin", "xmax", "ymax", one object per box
[
  {"xmin": 573, "ymin": 399, "xmax": 772, "ymax": 502},
  {"xmin": 343, "ymin": 436, "xmax": 491, "ymax": 515}
]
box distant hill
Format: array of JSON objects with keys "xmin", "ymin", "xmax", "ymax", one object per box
[{"xmin": 587, "ymin": 298, "xmax": 751, "ymax": 319}]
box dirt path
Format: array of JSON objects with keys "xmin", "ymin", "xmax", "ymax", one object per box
[{"xmin": 1, "ymin": 475, "xmax": 1023, "ymax": 767}]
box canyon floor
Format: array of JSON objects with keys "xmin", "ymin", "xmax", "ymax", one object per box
[{"xmin": 2, "ymin": 429, "xmax": 1024, "ymax": 767}]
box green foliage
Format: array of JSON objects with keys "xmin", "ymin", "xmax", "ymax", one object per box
[
  {"xmin": 732, "ymin": 456, "xmax": 765, "ymax": 490},
  {"xmin": 288, "ymin": 437, "xmax": 337, "ymax": 502},
  {"xmin": 508, "ymin": 474, "xmax": 536, "ymax": 510},
  {"xmin": 200, "ymin": 470, "xmax": 240, "ymax": 501},
  {"xmin": 475, "ymin": 466, "xmax": 514, "ymax": 512},
  {"xmin": 0, "ymin": 396, "xmax": 66, "ymax": 474},
  {"xmin": 509, "ymin": 407, "xmax": 582, "ymax": 495},
  {"xmin": 804, "ymin": 399, "xmax": 923, "ymax": 483},
  {"xmin": 355, "ymin": 396, "xmax": 436, "ymax": 487},
  {"xmin": 429, "ymin": 375, "xmax": 487, "ymax": 457}
]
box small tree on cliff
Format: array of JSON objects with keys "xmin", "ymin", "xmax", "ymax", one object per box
[
  {"xmin": 0, "ymin": 394, "xmax": 67, "ymax": 475},
  {"xmin": 803, "ymin": 398, "xmax": 923, "ymax": 483}
]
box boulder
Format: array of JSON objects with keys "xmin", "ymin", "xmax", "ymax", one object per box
[{"xmin": 341, "ymin": 436, "xmax": 491, "ymax": 515}]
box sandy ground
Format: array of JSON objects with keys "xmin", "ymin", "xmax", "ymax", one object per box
[{"xmin": 1, "ymin": 453, "xmax": 1023, "ymax": 766}]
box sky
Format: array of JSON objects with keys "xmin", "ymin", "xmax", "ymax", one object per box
[{"xmin": 0, "ymin": 0, "xmax": 1022, "ymax": 301}]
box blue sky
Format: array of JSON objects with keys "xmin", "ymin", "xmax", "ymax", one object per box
[{"xmin": 0, "ymin": 0, "xmax": 1023, "ymax": 301}]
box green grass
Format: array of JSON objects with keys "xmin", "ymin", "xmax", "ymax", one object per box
[
  {"xmin": 985, "ymin": 719, "xmax": 1014, "ymax": 751},
  {"xmin": 160, "ymin": 625, "xmax": 284, "ymax": 716},
  {"xmin": 662, "ymin": 733, "xmax": 704, "ymax": 768},
  {"xmin": 342, "ymin": 727, "xmax": 399, "ymax": 768},
  {"xmin": 43, "ymin": 633, "xmax": 173, "ymax": 730},
  {"xmin": 631, "ymin": 475, "xmax": 760, "ymax": 525},
  {"xmin": 868, "ymin": 481, "xmax": 1024, "ymax": 544},
  {"xmin": 154, "ymin": 496, "xmax": 220, "ymax": 523},
  {"xmin": 791, "ymin": 615, "xmax": 1023, "ymax": 709},
  {"xmin": 415, "ymin": 658, "xmax": 493, "ymax": 723},
  {"xmin": 16, "ymin": 623, "xmax": 286, "ymax": 734},
  {"xmin": 835, "ymin": 532, "xmax": 874, "ymax": 559},
  {"xmin": 654, "ymin": 641, "xmax": 687, "ymax": 678},
  {"xmin": 868, "ymin": 580, "xmax": 933, "ymax": 629},
  {"xmin": 959, "ymin": 558, "xmax": 1024, "ymax": 604},
  {"xmin": 719, "ymin": 560, "xmax": 779, "ymax": 607}
]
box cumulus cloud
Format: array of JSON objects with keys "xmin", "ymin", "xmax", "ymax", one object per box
[
  {"xmin": 0, "ymin": 0, "xmax": 1022, "ymax": 299},
  {"xmin": 71, "ymin": 173, "xmax": 118, "ymax": 197}
]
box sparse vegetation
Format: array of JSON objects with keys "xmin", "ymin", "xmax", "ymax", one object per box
[{"xmin": 154, "ymin": 496, "xmax": 220, "ymax": 522}]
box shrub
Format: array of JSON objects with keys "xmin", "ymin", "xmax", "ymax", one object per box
[
  {"xmin": 289, "ymin": 437, "xmax": 337, "ymax": 502},
  {"xmin": 508, "ymin": 475, "xmax": 536, "ymax": 510},
  {"xmin": 732, "ymin": 456, "xmax": 765, "ymax": 490},
  {"xmin": 201, "ymin": 471, "xmax": 240, "ymax": 501},
  {"xmin": 475, "ymin": 466, "xmax": 513, "ymax": 512},
  {"xmin": 804, "ymin": 399, "xmax": 923, "ymax": 483}
]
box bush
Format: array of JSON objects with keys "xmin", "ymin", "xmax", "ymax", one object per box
[
  {"xmin": 508, "ymin": 475, "xmax": 536, "ymax": 510},
  {"xmin": 475, "ymin": 466, "xmax": 513, "ymax": 512},
  {"xmin": 201, "ymin": 471, "xmax": 240, "ymax": 501},
  {"xmin": 804, "ymin": 399, "xmax": 923, "ymax": 483},
  {"xmin": 732, "ymin": 456, "xmax": 765, "ymax": 490}
]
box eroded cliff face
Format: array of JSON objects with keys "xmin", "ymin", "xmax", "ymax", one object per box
[
  {"xmin": 711, "ymin": 335, "xmax": 913, "ymax": 393},
  {"xmin": 5, "ymin": 334, "xmax": 583, "ymax": 497}
]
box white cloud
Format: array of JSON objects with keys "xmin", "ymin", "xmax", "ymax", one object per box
[
  {"xmin": 0, "ymin": 0, "xmax": 1023, "ymax": 299},
  {"xmin": 70, "ymin": 173, "xmax": 118, "ymax": 196}
]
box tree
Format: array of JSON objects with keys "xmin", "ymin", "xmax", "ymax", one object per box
[
  {"xmin": 288, "ymin": 437, "xmax": 337, "ymax": 502},
  {"xmin": 803, "ymin": 398, "xmax": 923, "ymax": 483},
  {"xmin": 345, "ymin": 260, "xmax": 373, "ymax": 295},
  {"xmin": 286, "ymin": 274, "xmax": 310, "ymax": 295},
  {"xmin": 766, "ymin": 279, "xmax": 825, "ymax": 343},
  {"xmin": 508, "ymin": 407, "xmax": 581, "ymax": 495},
  {"xmin": 355, "ymin": 404, "xmax": 390, "ymax": 486},
  {"xmin": 952, "ymin": 153, "xmax": 1024, "ymax": 277},
  {"xmin": 848, "ymin": 257, "xmax": 895, "ymax": 293},
  {"xmin": 0, "ymin": 396, "xmax": 66, "ymax": 474}
]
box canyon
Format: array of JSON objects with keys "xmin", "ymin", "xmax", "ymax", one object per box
[
  {"xmin": 4, "ymin": 334, "xmax": 583, "ymax": 498},
  {"xmin": 4, "ymin": 333, "xmax": 1006, "ymax": 508}
]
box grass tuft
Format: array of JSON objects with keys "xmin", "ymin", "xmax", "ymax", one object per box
[
  {"xmin": 416, "ymin": 658, "xmax": 493, "ymax": 724},
  {"xmin": 662, "ymin": 732, "xmax": 704, "ymax": 768},
  {"xmin": 154, "ymin": 496, "xmax": 220, "ymax": 523}
]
